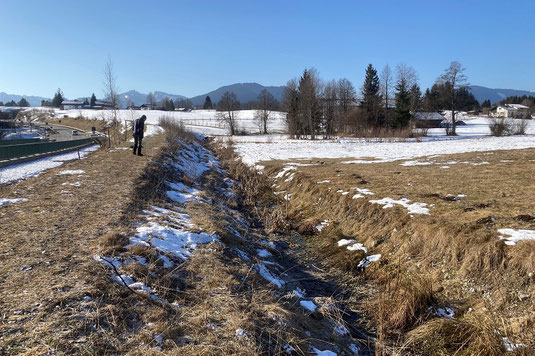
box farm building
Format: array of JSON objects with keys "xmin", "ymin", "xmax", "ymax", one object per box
[
  {"xmin": 494, "ymin": 104, "xmax": 529, "ymax": 118},
  {"xmin": 412, "ymin": 112, "xmax": 445, "ymax": 128},
  {"xmin": 61, "ymin": 100, "xmax": 85, "ymax": 110}
]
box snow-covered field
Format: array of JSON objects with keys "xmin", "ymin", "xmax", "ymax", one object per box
[
  {"xmin": 35, "ymin": 108, "xmax": 287, "ymax": 135},
  {"xmin": 21, "ymin": 108, "xmax": 535, "ymax": 168},
  {"xmin": 232, "ymin": 117, "xmax": 535, "ymax": 166}
]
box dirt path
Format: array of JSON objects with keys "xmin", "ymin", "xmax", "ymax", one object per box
[{"xmin": 0, "ymin": 139, "xmax": 160, "ymax": 352}]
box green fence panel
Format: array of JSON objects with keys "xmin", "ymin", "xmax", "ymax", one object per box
[
  {"xmin": 0, "ymin": 138, "xmax": 94, "ymax": 161},
  {"xmin": 0, "ymin": 138, "xmax": 41, "ymax": 146}
]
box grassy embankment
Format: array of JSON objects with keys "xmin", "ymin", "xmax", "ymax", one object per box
[{"xmin": 253, "ymin": 148, "xmax": 535, "ymax": 355}]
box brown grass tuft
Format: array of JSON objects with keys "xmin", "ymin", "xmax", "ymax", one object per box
[{"xmin": 404, "ymin": 313, "xmax": 505, "ymax": 355}]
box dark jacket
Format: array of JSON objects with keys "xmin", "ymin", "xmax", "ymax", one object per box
[{"xmin": 133, "ymin": 118, "xmax": 145, "ymax": 138}]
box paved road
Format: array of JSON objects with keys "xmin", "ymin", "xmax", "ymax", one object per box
[{"xmin": 38, "ymin": 123, "xmax": 90, "ymax": 142}]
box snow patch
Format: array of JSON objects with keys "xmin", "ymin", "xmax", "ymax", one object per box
[
  {"xmin": 300, "ymin": 300, "xmax": 317, "ymax": 312},
  {"xmin": 255, "ymin": 263, "xmax": 285, "ymax": 288},
  {"xmin": 0, "ymin": 198, "xmax": 27, "ymax": 207},
  {"xmin": 498, "ymin": 229, "xmax": 535, "ymax": 245},
  {"xmin": 370, "ymin": 197, "xmax": 430, "ymax": 215},
  {"xmin": 57, "ymin": 169, "xmax": 85, "ymax": 175},
  {"xmin": 357, "ymin": 254, "xmax": 381, "ymax": 268}
]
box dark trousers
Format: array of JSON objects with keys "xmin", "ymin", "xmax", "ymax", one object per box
[{"xmin": 133, "ymin": 134, "xmax": 143, "ymax": 155}]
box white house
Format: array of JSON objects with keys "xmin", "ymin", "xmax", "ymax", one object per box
[{"xmin": 494, "ymin": 104, "xmax": 530, "ymax": 118}]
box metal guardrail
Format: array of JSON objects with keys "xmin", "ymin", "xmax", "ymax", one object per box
[
  {"xmin": 0, "ymin": 138, "xmax": 42, "ymax": 146},
  {"xmin": 0, "ymin": 138, "xmax": 94, "ymax": 161}
]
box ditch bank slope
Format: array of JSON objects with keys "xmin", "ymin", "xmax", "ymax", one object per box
[{"xmin": 260, "ymin": 150, "xmax": 535, "ymax": 355}]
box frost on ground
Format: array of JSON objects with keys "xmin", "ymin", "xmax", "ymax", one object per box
[
  {"xmin": 497, "ymin": 229, "xmax": 535, "ymax": 245},
  {"xmin": 0, "ymin": 145, "xmax": 98, "ymax": 185},
  {"xmin": 370, "ymin": 197, "xmax": 430, "ymax": 215},
  {"xmin": 0, "ymin": 198, "xmax": 28, "ymax": 207}
]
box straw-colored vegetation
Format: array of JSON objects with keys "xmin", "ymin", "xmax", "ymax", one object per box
[{"xmin": 256, "ymin": 147, "xmax": 535, "ymax": 354}]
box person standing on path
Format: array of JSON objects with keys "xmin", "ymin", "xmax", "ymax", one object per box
[{"xmin": 133, "ymin": 115, "xmax": 147, "ymax": 156}]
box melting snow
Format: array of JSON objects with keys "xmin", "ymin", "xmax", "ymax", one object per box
[
  {"xmin": 370, "ymin": 197, "xmax": 430, "ymax": 215},
  {"xmin": 0, "ymin": 198, "xmax": 27, "ymax": 207},
  {"xmin": 347, "ymin": 243, "xmax": 368, "ymax": 253},
  {"xmin": 334, "ymin": 323, "xmax": 350, "ymax": 335},
  {"xmin": 316, "ymin": 220, "xmax": 329, "ymax": 232},
  {"xmin": 338, "ymin": 239, "xmax": 355, "ymax": 247},
  {"xmin": 498, "ymin": 229, "xmax": 535, "ymax": 245},
  {"xmin": 317, "ymin": 180, "xmax": 331, "ymax": 184},
  {"xmin": 503, "ymin": 337, "xmax": 523, "ymax": 352},
  {"xmin": 311, "ymin": 346, "xmax": 337, "ymax": 356},
  {"xmin": 257, "ymin": 249, "xmax": 272, "ymax": 258},
  {"xmin": 300, "ymin": 300, "xmax": 317, "ymax": 312},
  {"xmin": 357, "ymin": 254, "xmax": 381, "ymax": 268},
  {"xmin": 235, "ymin": 328, "xmax": 247, "ymax": 338},
  {"xmin": 255, "ymin": 263, "xmax": 285, "ymax": 288},
  {"xmin": 354, "ymin": 188, "xmax": 374, "ymax": 195},
  {"xmin": 274, "ymin": 166, "xmax": 297, "ymax": 179},
  {"xmin": 57, "ymin": 169, "xmax": 85, "ymax": 175}
]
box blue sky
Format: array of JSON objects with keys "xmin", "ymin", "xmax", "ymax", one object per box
[{"xmin": 1, "ymin": 0, "xmax": 534, "ymax": 99}]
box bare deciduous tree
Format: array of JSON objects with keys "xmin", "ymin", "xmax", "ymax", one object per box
[
  {"xmin": 217, "ymin": 91, "xmax": 240, "ymax": 135},
  {"xmin": 103, "ymin": 57, "xmax": 120, "ymax": 123},
  {"xmin": 283, "ymin": 79, "xmax": 299, "ymax": 138},
  {"xmin": 254, "ymin": 89, "xmax": 278, "ymax": 134},
  {"xmin": 380, "ymin": 64, "xmax": 393, "ymax": 124},
  {"xmin": 298, "ymin": 68, "xmax": 322, "ymax": 139},
  {"xmin": 322, "ymin": 80, "xmax": 338, "ymax": 138},
  {"xmin": 438, "ymin": 61, "xmax": 468, "ymax": 136},
  {"xmin": 146, "ymin": 92, "xmax": 155, "ymax": 108}
]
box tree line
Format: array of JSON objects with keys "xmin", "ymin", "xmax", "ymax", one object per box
[
  {"xmin": 0, "ymin": 98, "xmax": 30, "ymax": 107},
  {"xmin": 283, "ymin": 61, "xmax": 478, "ymax": 137}
]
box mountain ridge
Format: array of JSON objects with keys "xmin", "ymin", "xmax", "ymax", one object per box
[{"xmin": 3, "ymin": 84, "xmax": 533, "ymax": 108}]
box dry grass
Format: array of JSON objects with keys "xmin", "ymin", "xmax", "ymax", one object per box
[
  {"xmin": 0, "ymin": 133, "xmax": 163, "ymax": 354},
  {"xmin": 258, "ymin": 147, "xmax": 535, "ymax": 352},
  {"xmin": 404, "ymin": 313, "xmax": 505, "ymax": 355}
]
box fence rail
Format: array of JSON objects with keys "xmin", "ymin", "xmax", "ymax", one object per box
[{"xmin": 0, "ymin": 138, "xmax": 94, "ymax": 161}]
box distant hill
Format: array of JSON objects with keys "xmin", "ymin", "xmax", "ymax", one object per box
[
  {"xmin": 0, "ymin": 92, "xmax": 49, "ymax": 107},
  {"xmin": 189, "ymin": 83, "xmax": 286, "ymax": 106},
  {"xmin": 469, "ymin": 85, "xmax": 535, "ymax": 104},
  {"xmin": 3, "ymin": 83, "xmax": 287, "ymax": 108},
  {"xmin": 119, "ymin": 90, "xmax": 187, "ymax": 107}
]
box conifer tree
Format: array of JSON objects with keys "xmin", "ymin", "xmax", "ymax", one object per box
[
  {"xmin": 394, "ymin": 77, "xmax": 411, "ymax": 128},
  {"xmin": 90, "ymin": 93, "xmax": 97, "ymax": 107},
  {"xmin": 52, "ymin": 89, "xmax": 64, "ymax": 108},
  {"xmin": 17, "ymin": 98, "xmax": 30, "ymax": 107},
  {"xmin": 361, "ymin": 64, "xmax": 382, "ymax": 126},
  {"xmin": 203, "ymin": 96, "xmax": 213, "ymax": 109},
  {"xmin": 409, "ymin": 84, "xmax": 422, "ymax": 112}
]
